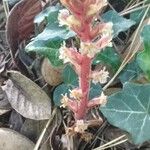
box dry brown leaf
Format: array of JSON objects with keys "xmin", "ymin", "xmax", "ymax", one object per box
[
  {"xmin": 6, "ymin": 0, "xmax": 42, "ymax": 57},
  {"xmin": 2, "ymin": 71, "xmax": 52, "ymax": 120},
  {"xmin": 0, "ymin": 128, "xmax": 34, "ymax": 150},
  {"xmin": 41, "ymin": 58, "xmax": 63, "ymax": 86}
]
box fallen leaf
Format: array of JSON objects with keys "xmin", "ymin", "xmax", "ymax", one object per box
[
  {"xmin": 6, "ymin": 0, "xmax": 42, "ymax": 57},
  {"xmin": 0, "ymin": 128, "xmax": 34, "ymax": 150},
  {"xmin": 0, "ymin": 87, "xmax": 11, "ymax": 115},
  {"xmin": 2, "ymin": 71, "xmax": 52, "ymax": 120}
]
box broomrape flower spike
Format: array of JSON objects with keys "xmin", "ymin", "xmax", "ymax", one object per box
[{"xmin": 58, "ymin": 0, "xmax": 112, "ymax": 127}]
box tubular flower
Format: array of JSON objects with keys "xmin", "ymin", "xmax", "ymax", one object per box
[
  {"xmin": 58, "ymin": 9, "xmax": 80, "ymax": 28},
  {"xmin": 74, "ymin": 120, "xmax": 88, "ymax": 133},
  {"xmin": 91, "ymin": 67, "xmax": 109, "ymax": 84},
  {"xmin": 60, "ymin": 93, "xmax": 69, "ymax": 108},
  {"xmin": 80, "ymin": 42, "xmax": 100, "ymax": 58},
  {"xmin": 101, "ymin": 22, "xmax": 113, "ymax": 37},
  {"xmin": 69, "ymin": 88, "xmax": 82, "ymax": 100},
  {"xmin": 95, "ymin": 22, "xmax": 113, "ymax": 49},
  {"xmin": 98, "ymin": 92, "xmax": 107, "ymax": 106},
  {"xmin": 59, "ymin": 42, "xmax": 71, "ymax": 63},
  {"xmin": 58, "ymin": 9, "xmax": 70, "ymax": 26},
  {"xmin": 87, "ymin": 0, "xmax": 107, "ymax": 16}
]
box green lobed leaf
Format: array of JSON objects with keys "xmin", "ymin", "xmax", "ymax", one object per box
[
  {"xmin": 137, "ymin": 25, "xmax": 150, "ymax": 80},
  {"xmin": 93, "ymin": 47, "xmax": 121, "ymax": 72},
  {"xmin": 100, "ymin": 82, "xmax": 150, "ymax": 144},
  {"xmin": 102, "ymin": 10, "xmax": 136, "ymax": 37},
  {"xmin": 26, "ymin": 40, "xmax": 63, "ymax": 66},
  {"xmin": 119, "ymin": 59, "xmax": 142, "ymax": 83},
  {"xmin": 26, "ymin": 6, "xmax": 75, "ymax": 67}
]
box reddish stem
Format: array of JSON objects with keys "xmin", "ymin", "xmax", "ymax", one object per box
[{"xmin": 74, "ymin": 56, "xmax": 92, "ymax": 120}]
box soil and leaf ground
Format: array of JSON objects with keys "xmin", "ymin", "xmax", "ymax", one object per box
[{"xmin": 0, "ymin": 0, "xmax": 150, "ymax": 149}]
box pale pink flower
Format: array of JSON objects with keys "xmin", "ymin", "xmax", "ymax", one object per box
[
  {"xmin": 59, "ymin": 42, "xmax": 71, "ymax": 63},
  {"xmin": 91, "ymin": 67, "xmax": 109, "ymax": 84},
  {"xmin": 80, "ymin": 42, "xmax": 100, "ymax": 58},
  {"xmin": 74, "ymin": 120, "xmax": 88, "ymax": 133},
  {"xmin": 60, "ymin": 93, "xmax": 69, "ymax": 108},
  {"xmin": 69, "ymin": 88, "xmax": 82, "ymax": 100},
  {"xmin": 58, "ymin": 9, "xmax": 70, "ymax": 27},
  {"xmin": 58, "ymin": 9, "xmax": 80, "ymax": 28},
  {"xmin": 87, "ymin": 0, "xmax": 107, "ymax": 16},
  {"xmin": 99, "ymin": 92, "xmax": 107, "ymax": 106}
]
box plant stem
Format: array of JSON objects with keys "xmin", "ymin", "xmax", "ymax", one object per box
[{"xmin": 74, "ymin": 56, "xmax": 92, "ymax": 120}]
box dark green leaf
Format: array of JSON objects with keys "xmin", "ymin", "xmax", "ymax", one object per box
[
  {"xmin": 62, "ymin": 65, "xmax": 78, "ymax": 85},
  {"xmin": 119, "ymin": 59, "xmax": 142, "ymax": 83},
  {"xmin": 26, "ymin": 40, "xmax": 63, "ymax": 66},
  {"xmin": 89, "ymin": 83, "xmax": 102, "ymax": 100},
  {"xmin": 100, "ymin": 82, "xmax": 150, "ymax": 144},
  {"xmin": 93, "ymin": 47, "xmax": 121, "ymax": 72},
  {"xmin": 53, "ymin": 84, "xmax": 70, "ymax": 106},
  {"xmin": 102, "ymin": 10, "xmax": 136, "ymax": 37},
  {"xmin": 137, "ymin": 25, "xmax": 150, "ymax": 80}
]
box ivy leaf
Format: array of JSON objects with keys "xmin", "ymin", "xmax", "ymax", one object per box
[
  {"xmin": 102, "ymin": 10, "xmax": 136, "ymax": 37},
  {"xmin": 26, "ymin": 40, "xmax": 63, "ymax": 66},
  {"xmin": 93, "ymin": 47, "xmax": 121, "ymax": 72},
  {"xmin": 119, "ymin": 59, "xmax": 142, "ymax": 83},
  {"xmin": 100, "ymin": 82, "xmax": 150, "ymax": 144},
  {"xmin": 26, "ymin": 6, "xmax": 75, "ymax": 67},
  {"xmin": 130, "ymin": 8, "xmax": 150, "ymax": 23},
  {"xmin": 62, "ymin": 65, "xmax": 78, "ymax": 85},
  {"xmin": 34, "ymin": 5, "xmax": 60, "ymax": 25},
  {"xmin": 53, "ymin": 83, "xmax": 75, "ymax": 106},
  {"xmin": 137, "ymin": 25, "xmax": 150, "ymax": 80},
  {"xmin": 89, "ymin": 83, "xmax": 102, "ymax": 100}
]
